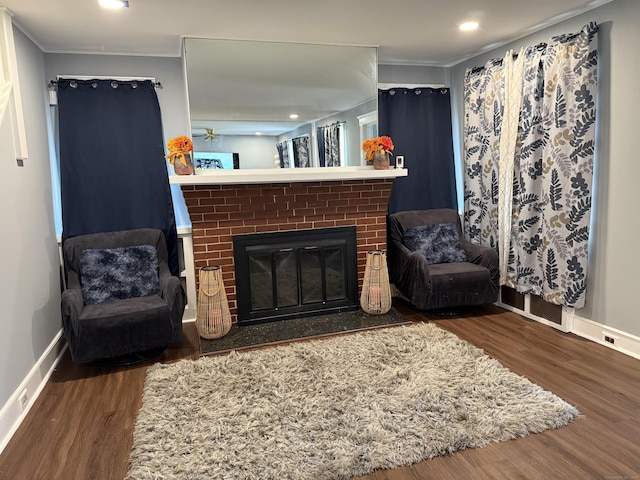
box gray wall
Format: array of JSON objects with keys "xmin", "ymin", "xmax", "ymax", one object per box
[
  {"xmin": 379, "ymin": 64, "xmax": 448, "ymax": 86},
  {"xmin": 0, "ymin": 27, "xmax": 61, "ymax": 408},
  {"xmin": 449, "ymin": 0, "xmax": 640, "ymax": 336}
]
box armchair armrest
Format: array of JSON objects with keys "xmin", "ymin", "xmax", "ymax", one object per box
[
  {"xmin": 159, "ymin": 273, "xmax": 186, "ymax": 340},
  {"xmin": 61, "ymin": 288, "xmax": 83, "ymax": 323},
  {"xmin": 388, "ymin": 234, "xmax": 433, "ymax": 308},
  {"xmin": 460, "ymin": 238, "xmax": 500, "ymax": 289},
  {"xmin": 61, "ymin": 287, "xmax": 84, "ymax": 352}
]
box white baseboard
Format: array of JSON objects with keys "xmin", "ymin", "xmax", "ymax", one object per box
[
  {"xmin": 570, "ymin": 315, "xmax": 640, "ymax": 360},
  {"xmin": 0, "ymin": 330, "xmax": 67, "ymax": 455},
  {"xmin": 183, "ymin": 308, "xmax": 196, "ymax": 323},
  {"xmin": 498, "ymin": 292, "xmax": 640, "ymax": 359}
]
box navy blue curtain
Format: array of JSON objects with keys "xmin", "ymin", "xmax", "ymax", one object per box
[
  {"xmin": 378, "ymin": 88, "xmax": 458, "ymax": 214},
  {"xmin": 57, "ymin": 79, "xmax": 179, "ymax": 276}
]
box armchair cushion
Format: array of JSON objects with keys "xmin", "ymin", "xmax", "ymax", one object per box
[
  {"xmin": 80, "ymin": 245, "xmax": 160, "ymax": 305},
  {"xmin": 404, "ymin": 223, "xmax": 467, "ymax": 264}
]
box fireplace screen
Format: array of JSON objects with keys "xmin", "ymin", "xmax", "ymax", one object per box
[{"xmin": 234, "ymin": 227, "xmax": 358, "ymax": 324}]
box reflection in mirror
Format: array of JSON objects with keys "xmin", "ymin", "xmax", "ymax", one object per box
[{"xmin": 184, "ymin": 39, "xmax": 377, "ymax": 169}]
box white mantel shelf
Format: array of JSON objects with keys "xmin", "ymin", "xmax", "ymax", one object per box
[{"xmin": 169, "ymin": 166, "xmax": 408, "ymax": 186}]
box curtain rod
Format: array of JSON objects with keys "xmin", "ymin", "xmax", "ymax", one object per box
[
  {"xmin": 49, "ymin": 77, "xmax": 162, "ymax": 89},
  {"xmin": 319, "ymin": 121, "xmax": 346, "ymax": 128},
  {"xmin": 379, "ymin": 83, "xmax": 446, "ymax": 90},
  {"xmin": 468, "ymin": 41, "xmax": 548, "ymax": 75}
]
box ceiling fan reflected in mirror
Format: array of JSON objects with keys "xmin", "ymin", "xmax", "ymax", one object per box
[
  {"xmin": 204, "ymin": 128, "xmax": 217, "ymax": 144},
  {"xmin": 194, "ymin": 128, "xmax": 218, "ymax": 148}
]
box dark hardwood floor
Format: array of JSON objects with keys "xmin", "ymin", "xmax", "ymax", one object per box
[{"xmin": 1, "ymin": 302, "xmax": 639, "ymax": 479}]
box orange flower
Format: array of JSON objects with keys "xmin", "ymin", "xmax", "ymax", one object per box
[
  {"xmin": 165, "ymin": 135, "xmax": 193, "ymax": 166},
  {"xmin": 166, "ymin": 135, "xmax": 193, "ymax": 154},
  {"xmin": 361, "ymin": 136, "xmax": 394, "ymax": 161}
]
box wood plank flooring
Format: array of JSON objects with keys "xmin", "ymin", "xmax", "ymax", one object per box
[{"xmin": 1, "ymin": 302, "xmax": 639, "ymax": 479}]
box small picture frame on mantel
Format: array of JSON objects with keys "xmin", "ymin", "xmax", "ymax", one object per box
[{"xmin": 395, "ymin": 155, "xmax": 404, "ymax": 169}]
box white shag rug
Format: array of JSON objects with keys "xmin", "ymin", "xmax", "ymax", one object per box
[{"xmin": 126, "ymin": 323, "xmax": 579, "ymax": 480}]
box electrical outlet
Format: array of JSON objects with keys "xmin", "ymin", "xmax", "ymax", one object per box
[
  {"xmin": 18, "ymin": 389, "xmax": 28, "ymax": 412},
  {"xmin": 604, "ymin": 335, "xmax": 616, "ymax": 345}
]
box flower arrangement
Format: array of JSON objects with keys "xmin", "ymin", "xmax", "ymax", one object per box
[
  {"xmin": 362, "ymin": 136, "xmax": 394, "ymax": 161},
  {"xmin": 165, "ymin": 135, "xmax": 193, "ymax": 166}
]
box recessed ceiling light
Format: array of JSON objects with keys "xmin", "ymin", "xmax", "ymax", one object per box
[
  {"xmin": 99, "ymin": 0, "xmax": 129, "ymax": 9},
  {"xmin": 255, "ymin": 132, "xmax": 262, "ymax": 136},
  {"xmin": 289, "ymin": 114, "xmax": 299, "ymax": 119},
  {"xmin": 459, "ymin": 21, "xmax": 479, "ymax": 32}
]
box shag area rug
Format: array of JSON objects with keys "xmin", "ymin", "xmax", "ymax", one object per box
[{"xmin": 127, "ymin": 323, "xmax": 579, "ymax": 480}]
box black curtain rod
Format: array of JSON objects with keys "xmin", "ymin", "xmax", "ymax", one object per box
[
  {"xmin": 319, "ymin": 121, "xmax": 345, "ymax": 128},
  {"xmin": 469, "ymin": 41, "xmax": 548, "ymax": 75},
  {"xmin": 49, "ymin": 79, "xmax": 162, "ymax": 89}
]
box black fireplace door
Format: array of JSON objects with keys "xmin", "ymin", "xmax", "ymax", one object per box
[{"xmin": 233, "ymin": 227, "xmax": 358, "ymax": 325}]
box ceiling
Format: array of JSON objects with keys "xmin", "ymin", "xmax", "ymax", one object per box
[{"xmin": 2, "ymin": 0, "xmax": 610, "ymax": 66}]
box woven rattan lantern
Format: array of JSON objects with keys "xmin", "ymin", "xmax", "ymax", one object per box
[
  {"xmin": 196, "ymin": 266, "xmax": 232, "ymax": 339},
  {"xmin": 360, "ymin": 250, "xmax": 392, "ymax": 314}
]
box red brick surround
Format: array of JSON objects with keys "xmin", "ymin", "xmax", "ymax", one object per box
[{"xmin": 182, "ymin": 178, "xmax": 394, "ymax": 323}]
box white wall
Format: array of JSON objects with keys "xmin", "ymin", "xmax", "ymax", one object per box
[
  {"xmin": 449, "ymin": 0, "xmax": 640, "ymax": 337},
  {"xmin": 0, "ymin": 26, "xmax": 61, "ymax": 412}
]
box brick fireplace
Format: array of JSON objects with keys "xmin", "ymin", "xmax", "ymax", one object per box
[{"xmin": 174, "ymin": 168, "xmax": 406, "ymax": 324}]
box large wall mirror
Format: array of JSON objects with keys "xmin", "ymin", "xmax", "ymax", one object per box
[{"xmin": 184, "ymin": 38, "xmax": 378, "ymax": 170}]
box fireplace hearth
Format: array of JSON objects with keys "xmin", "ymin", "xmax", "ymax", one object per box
[{"xmin": 233, "ymin": 226, "xmax": 358, "ymax": 325}]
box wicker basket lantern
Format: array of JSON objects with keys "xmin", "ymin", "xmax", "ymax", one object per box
[
  {"xmin": 360, "ymin": 250, "xmax": 392, "ymax": 315},
  {"xmin": 196, "ymin": 266, "xmax": 232, "ymax": 339}
]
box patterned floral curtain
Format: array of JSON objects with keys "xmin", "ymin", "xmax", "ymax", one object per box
[
  {"xmin": 463, "ymin": 60, "xmax": 504, "ymax": 250},
  {"xmin": 276, "ymin": 141, "xmax": 290, "ymax": 168},
  {"xmin": 463, "ymin": 23, "xmax": 598, "ymax": 308},
  {"xmin": 317, "ymin": 123, "xmax": 341, "ymax": 167},
  {"xmin": 292, "ymin": 136, "xmax": 310, "ymax": 167}
]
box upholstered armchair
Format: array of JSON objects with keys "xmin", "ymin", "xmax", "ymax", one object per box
[
  {"xmin": 61, "ymin": 228, "xmax": 186, "ymax": 364},
  {"xmin": 387, "ymin": 209, "xmax": 499, "ymax": 312}
]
